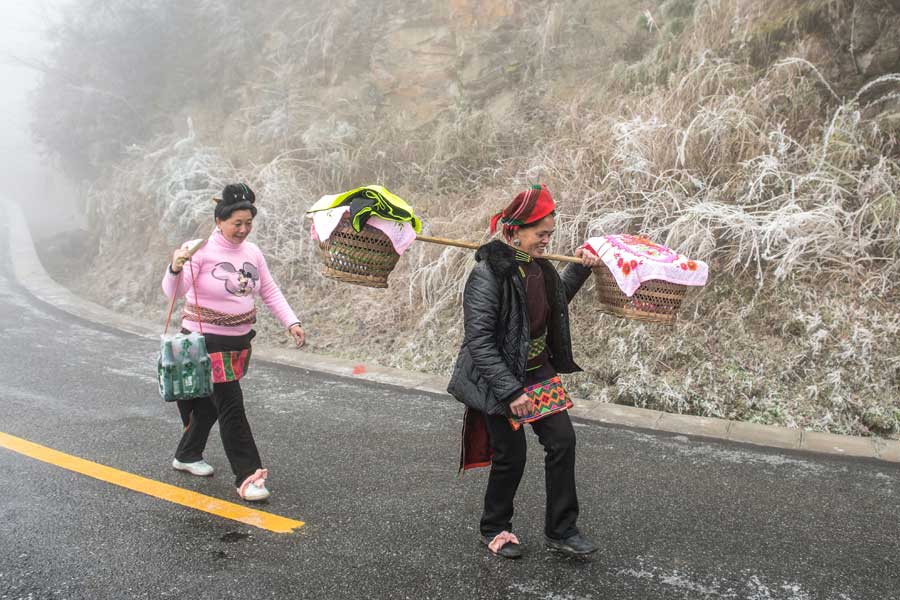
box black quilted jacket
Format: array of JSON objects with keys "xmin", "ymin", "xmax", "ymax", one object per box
[{"xmin": 447, "ymin": 240, "xmax": 592, "ymax": 416}]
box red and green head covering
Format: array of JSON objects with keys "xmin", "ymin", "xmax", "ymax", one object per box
[{"xmin": 489, "ymin": 184, "xmax": 556, "ymax": 238}]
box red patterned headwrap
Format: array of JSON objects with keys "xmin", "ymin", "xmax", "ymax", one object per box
[{"xmin": 489, "ymin": 184, "xmax": 556, "ymax": 238}]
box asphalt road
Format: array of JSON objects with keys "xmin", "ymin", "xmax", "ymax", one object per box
[{"xmin": 0, "ymin": 226, "xmax": 898, "ymax": 600}]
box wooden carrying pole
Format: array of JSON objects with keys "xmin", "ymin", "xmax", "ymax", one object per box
[
  {"xmin": 186, "ymin": 238, "xmax": 207, "ymax": 257},
  {"xmin": 173, "ymin": 237, "xmax": 209, "ymax": 271},
  {"xmin": 415, "ymin": 234, "xmax": 583, "ymax": 264}
]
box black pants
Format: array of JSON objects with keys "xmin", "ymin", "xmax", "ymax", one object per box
[
  {"xmin": 174, "ymin": 330, "xmax": 261, "ymax": 487},
  {"xmin": 480, "ymin": 410, "xmax": 579, "ymax": 540}
]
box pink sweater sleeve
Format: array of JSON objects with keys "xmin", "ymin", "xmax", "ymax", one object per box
[
  {"xmin": 161, "ymin": 264, "xmax": 191, "ymax": 299},
  {"xmin": 254, "ymin": 247, "xmax": 300, "ymax": 329},
  {"xmin": 163, "ymin": 240, "xmax": 210, "ymax": 299},
  {"xmin": 161, "ymin": 239, "xmax": 201, "ymax": 299}
]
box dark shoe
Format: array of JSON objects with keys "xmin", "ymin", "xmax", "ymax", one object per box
[
  {"xmin": 481, "ymin": 532, "xmax": 523, "ymax": 559},
  {"xmin": 544, "ymin": 532, "xmax": 598, "ymax": 556}
]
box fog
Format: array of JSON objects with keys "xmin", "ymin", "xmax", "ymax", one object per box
[
  {"xmin": 0, "ymin": 0, "xmax": 896, "ymax": 446},
  {"xmin": 0, "ymin": 0, "xmax": 80, "ymax": 236}
]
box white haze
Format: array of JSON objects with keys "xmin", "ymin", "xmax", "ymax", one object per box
[{"xmin": 0, "ymin": 0, "xmax": 81, "ymax": 235}]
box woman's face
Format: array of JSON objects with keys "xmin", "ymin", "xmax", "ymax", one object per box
[
  {"xmin": 216, "ymin": 209, "xmax": 254, "ymax": 244},
  {"xmin": 512, "ymin": 214, "xmax": 555, "ymax": 257}
]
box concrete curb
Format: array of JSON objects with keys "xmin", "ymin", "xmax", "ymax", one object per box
[{"xmin": 7, "ymin": 199, "xmax": 899, "ymax": 464}]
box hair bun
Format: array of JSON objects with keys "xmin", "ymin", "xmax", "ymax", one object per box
[{"xmin": 221, "ymin": 183, "xmax": 256, "ymax": 206}]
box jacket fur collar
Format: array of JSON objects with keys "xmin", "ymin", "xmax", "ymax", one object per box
[{"xmin": 475, "ymin": 240, "xmax": 523, "ymax": 279}]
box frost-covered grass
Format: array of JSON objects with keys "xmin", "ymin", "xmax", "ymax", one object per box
[{"xmin": 63, "ymin": 0, "xmax": 900, "ymax": 438}]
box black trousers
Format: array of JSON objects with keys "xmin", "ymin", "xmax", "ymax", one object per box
[
  {"xmin": 480, "ymin": 410, "xmax": 579, "ymax": 540},
  {"xmin": 174, "ymin": 330, "xmax": 261, "ymax": 487}
]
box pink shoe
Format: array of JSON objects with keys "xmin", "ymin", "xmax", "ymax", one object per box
[{"xmin": 237, "ymin": 468, "xmax": 270, "ymax": 501}]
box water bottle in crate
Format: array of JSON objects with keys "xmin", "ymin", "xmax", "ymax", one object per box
[{"xmin": 157, "ymin": 332, "xmax": 213, "ymax": 401}]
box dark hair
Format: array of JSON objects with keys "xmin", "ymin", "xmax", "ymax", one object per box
[
  {"xmin": 215, "ymin": 183, "xmax": 257, "ymax": 221},
  {"xmin": 504, "ymin": 210, "xmax": 556, "ymax": 240}
]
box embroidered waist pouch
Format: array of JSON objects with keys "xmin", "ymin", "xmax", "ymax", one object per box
[
  {"xmin": 209, "ymin": 350, "xmax": 251, "ymax": 383},
  {"xmin": 181, "ymin": 328, "xmax": 255, "ymax": 385},
  {"xmin": 508, "ymin": 375, "xmax": 573, "ymax": 431}
]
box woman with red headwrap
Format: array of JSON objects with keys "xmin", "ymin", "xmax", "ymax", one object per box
[{"xmin": 448, "ymin": 184, "xmax": 602, "ymax": 559}]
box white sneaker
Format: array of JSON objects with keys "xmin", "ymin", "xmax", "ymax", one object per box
[
  {"xmin": 172, "ymin": 458, "xmax": 215, "ymax": 477},
  {"xmin": 237, "ymin": 468, "xmax": 270, "ymax": 502}
]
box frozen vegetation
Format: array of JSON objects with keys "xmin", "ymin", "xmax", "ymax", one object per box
[{"xmin": 32, "ymin": 0, "xmax": 900, "ymax": 437}]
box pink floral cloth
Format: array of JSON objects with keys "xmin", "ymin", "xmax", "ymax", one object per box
[
  {"xmin": 582, "ymin": 235, "xmax": 709, "ymax": 297},
  {"xmin": 310, "ymin": 206, "xmax": 417, "ymax": 255}
]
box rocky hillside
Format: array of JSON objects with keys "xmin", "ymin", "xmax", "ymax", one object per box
[{"xmin": 34, "ymin": 0, "xmax": 900, "ymax": 437}]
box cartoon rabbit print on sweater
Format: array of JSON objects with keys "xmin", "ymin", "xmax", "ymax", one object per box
[{"xmin": 212, "ymin": 262, "xmax": 259, "ymax": 296}]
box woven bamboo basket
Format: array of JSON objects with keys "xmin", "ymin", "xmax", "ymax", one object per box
[
  {"xmin": 317, "ymin": 216, "xmax": 400, "ymax": 288},
  {"xmin": 593, "ymin": 265, "xmax": 687, "ymax": 324}
]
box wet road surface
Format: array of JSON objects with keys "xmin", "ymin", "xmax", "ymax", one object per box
[{"xmin": 0, "ymin": 226, "xmax": 898, "ymax": 600}]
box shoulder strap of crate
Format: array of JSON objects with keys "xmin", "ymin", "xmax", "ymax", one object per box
[{"xmin": 163, "ymin": 258, "xmax": 205, "ymax": 336}]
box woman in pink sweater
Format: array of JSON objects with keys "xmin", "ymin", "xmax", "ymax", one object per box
[{"xmin": 162, "ymin": 183, "xmax": 305, "ymax": 501}]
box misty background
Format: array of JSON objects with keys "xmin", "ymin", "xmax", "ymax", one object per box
[
  {"xmin": 0, "ymin": 0, "xmax": 78, "ymax": 235},
  {"xmin": 8, "ymin": 0, "xmax": 900, "ymax": 439}
]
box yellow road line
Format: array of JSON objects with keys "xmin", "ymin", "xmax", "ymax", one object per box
[{"xmin": 0, "ymin": 431, "xmax": 304, "ymax": 534}]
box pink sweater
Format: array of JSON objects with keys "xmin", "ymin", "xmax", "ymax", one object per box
[{"xmin": 162, "ymin": 229, "xmax": 300, "ymax": 336}]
